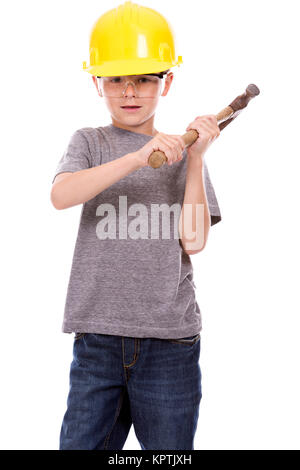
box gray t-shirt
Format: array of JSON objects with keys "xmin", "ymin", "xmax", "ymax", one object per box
[{"xmin": 52, "ymin": 124, "xmax": 222, "ymax": 339}]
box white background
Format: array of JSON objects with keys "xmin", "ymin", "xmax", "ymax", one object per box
[{"xmin": 1, "ymin": 0, "xmax": 299, "ymax": 450}]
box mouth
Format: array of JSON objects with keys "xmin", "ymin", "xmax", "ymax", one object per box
[{"xmin": 121, "ymin": 105, "xmax": 142, "ymax": 111}]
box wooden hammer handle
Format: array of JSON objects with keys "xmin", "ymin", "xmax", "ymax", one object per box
[{"xmin": 148, "ymin": 84, "xmax": 260, "ymax": 169}]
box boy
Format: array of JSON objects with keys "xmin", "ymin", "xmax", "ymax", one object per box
[{"xmin": 51, "ymin": 1, "xmax": 221, "ymax": 450}]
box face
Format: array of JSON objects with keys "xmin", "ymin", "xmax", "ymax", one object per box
[{"xmin": 92, "ymin": 72, "xmax": 174, "ymax": 127}]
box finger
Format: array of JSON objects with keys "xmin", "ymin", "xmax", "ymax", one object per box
[
  {"xmin": 206, "ymin": 115, "xmax": 218, "ymax": 126},
  {"xmin": 195, "ymin": 120, "xmax": 213, "ymax": 132},
  {"xmin": 193, "ymin": 122, "xmax": 216, "ymax": 141},
  {"xmin": 168, "ymin": 136, "xmax": 185, "ymax": 160},
  {"xmin": 195, "ymin": 115, "xmax": 218, "ymax": 126},
  {"xmin": 171, "ymin": 136, "xmax": 185, "ymax": 160},
  {"xmin": 206, "ymin": 125, "xmax": 220, "ymax": 140},
  {"xmin": 201, "ymin": 116, "xmax": 220, "ymax": 135},
  {"xmin": 167, "ymin": 136, "xmax": 185, "ymax": 161},
  {"xmin": 153, "ymin": 141, "xmax": 173, "ymax": 164},
  {"xmin": 186, "ymin": 123, "xmax": 202, "ymax": 134},
  {"xmin": 156, "ymin": 138, "xmax": 177, "ymax": 165},
  {"xmin": 158, "ymin": 134, "xmax": 180, "ymax": 163},
  {"xmin": 171, "ymin": 135, "xmax": 186, "ymax": 150},
  {"xmin": 188, "ymin": 115, "xmax": 218, "ymax": 132}
]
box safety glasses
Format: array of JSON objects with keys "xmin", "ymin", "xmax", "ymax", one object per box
[{"xmin": 96, "ymin": 74, "xmax": 166, "ymax": 99}]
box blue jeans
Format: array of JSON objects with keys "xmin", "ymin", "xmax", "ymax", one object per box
[{"xmin": 59, "ymin": 332, "xmax": 202, "ymax": 450}]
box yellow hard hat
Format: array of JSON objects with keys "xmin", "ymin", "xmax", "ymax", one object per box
[{"xmin": 82, "ymin": 0, "xmax": 183, "ymax": 77}]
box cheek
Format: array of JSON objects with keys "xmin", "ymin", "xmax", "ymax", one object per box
[{"xmin": 105, "ymin": 99, "xmax": 123, "ymax": 115}]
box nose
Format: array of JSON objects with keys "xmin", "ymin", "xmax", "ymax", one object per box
[{"xmin": 122, "ymin": 81, "xmax": 137, "ymax": 97}]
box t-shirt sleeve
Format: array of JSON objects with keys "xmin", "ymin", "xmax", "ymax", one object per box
[
  {"xmin": 203, "ymin": 160, "xmax": 222, "ymax": 226},
  {"xmin": 52, "ymin": 129, "xmax": 92, "ymax": 184}
]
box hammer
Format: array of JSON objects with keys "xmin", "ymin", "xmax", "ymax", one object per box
[{"xmin": 148, "ymin": 84, "xmax": 260, "ymax": 169}]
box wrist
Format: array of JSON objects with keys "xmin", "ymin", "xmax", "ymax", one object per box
[
  {"xmin": 187, "ymin": 150, "xmax": 205, "ymax": 166},
  {"xmin": 132, "ymin": 150, "xmax": 148, "ymax": 169},
  {"xmin": 127, "ymin": 151, "xmax": 144, "ymax": 170}
]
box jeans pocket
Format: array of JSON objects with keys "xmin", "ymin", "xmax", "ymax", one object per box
[
  {"xmin": 166, "ymin": 333, "xmax": 201, "ymax": 345},
  {"xmin": 74, "ymin": 332, "xmax": 86, "ymax": 341}
]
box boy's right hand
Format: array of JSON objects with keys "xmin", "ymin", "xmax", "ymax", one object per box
[{"xmin": 135, "ymin": 132, "xmax": 186, "ymax": 168}]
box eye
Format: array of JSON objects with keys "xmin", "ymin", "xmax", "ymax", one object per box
[
  {"xmin": 111, "ymin": 77, "xmax": 121, "ymax": 83},
  {"xmin": 139, "ymin": 77, "xmax": 150, "ymax": 83}
]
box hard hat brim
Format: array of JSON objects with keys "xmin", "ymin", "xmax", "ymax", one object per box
[{"xmin": 83, "ymin": 58, "xmax": 182, "ymax": 76}]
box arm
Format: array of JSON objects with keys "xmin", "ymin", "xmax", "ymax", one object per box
[
  {"xmin": 51, "ymin": 152, "xmax": 141, "ymax": 210},
  {"xmin": 178, "ymin": 155, "xmax": 211, "ymax": 255},
  {"xmin": 178, "ymin": 114, "xmax": 220, "ymax": 255}
]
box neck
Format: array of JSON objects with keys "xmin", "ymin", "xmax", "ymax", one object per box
[{"xmin": 111, "ymin": 117, "xmax": 158, "ymax": 137}]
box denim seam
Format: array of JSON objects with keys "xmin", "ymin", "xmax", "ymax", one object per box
[
  {"xmin": 102, "ymin": 390, "xmax": 125, "ymax": 450},
  {"xmin": 122, "ymin": 338, "xmax": 140, "ymax": 368}
]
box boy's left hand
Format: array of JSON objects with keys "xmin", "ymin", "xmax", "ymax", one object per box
[{"xmin": 186, "ymin": 115, "xmax": 220, "ymax": 158}]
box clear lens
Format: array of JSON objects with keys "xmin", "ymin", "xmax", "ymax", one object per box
[{"xmin": 97, "ymin": 74, "xmax": 165, "ymax": 99}]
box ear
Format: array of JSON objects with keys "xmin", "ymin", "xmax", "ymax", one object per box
[
  {"xmin": 161, "ymin": 72, "xmax": 174, "ymax": 97},
  {"xmin": 92, "ymin": 76, "xmax": 103, "ymax": 97}
]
